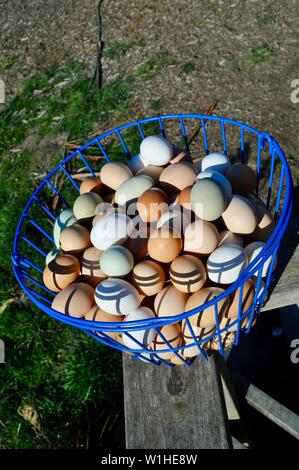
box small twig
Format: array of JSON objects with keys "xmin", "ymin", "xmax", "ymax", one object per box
[
  {"xmin": 187, "ymin": 99, "xmax": 219, "ymax": 145},
  {"xmin": 0, "ymin": 298, "xmax": 16, "ymax": 315},
  {"xmin": 72, "ymin": 171, "xmax": 101, "ymax": 181}
]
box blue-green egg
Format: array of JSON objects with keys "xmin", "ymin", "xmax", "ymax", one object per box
[{"xmin": 53, "ymin": 209, "xmax": 77, "ymax": 248}]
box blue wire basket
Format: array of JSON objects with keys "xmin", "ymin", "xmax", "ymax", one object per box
[{"xmin": 11, "ymin": 114, "xmax": 293, "ymax": 367}]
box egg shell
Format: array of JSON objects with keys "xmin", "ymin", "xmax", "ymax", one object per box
[
  {"xmin": 73, "ymin": 193, "xmax": 103, "ymax": 223},
  {"xmin": 227, "ymin": 279, "xmax": 255, "ymax": 319},
  {"xmin": 85, "ymin": 305, "xmax": 124, "ymax": 339},
  {"xmin": 91, "ymin": 213, "xmax": 134, "ymax": 251},
  {"xmin": 53, "ymin": 209, "xmax": 77, "ymax": 248},
  {"xmin": 170, "ymin": 254, "xmax": 207, "ymax": 293},
  {"xmin": 100, "ymin": 161, "xmax": 133, "ymax": 190},
  {"xmin": 222, "ymin": 195, "xmax": 257, "ymax": 234},
  {"xmin": 45, "ymin": 248, "xmax": 64, "ymax": 265},
  {"xmin": 225, "ymin": 163, "xmax": 256, "ymax": 196},
  {"xmin": 122, "ymin": 307, "xmax": 156, "ymax": 350},
  {"xmin": 95, "ymin": 278, "xmax": 141, "ymax": 315},
  {"xmin": 140, "ymin": 135, "xmax": 173, "ymax": 166},
  {"xmin": 128, "ymin": 153, "xmax": 149, "ymax": 174},
  {"xmin": 100, "ymin": 245, "xmax": 134, "ymax": 277},
  {"xmin": 190, "ymin": 178, "xmax": 227, "ymax": 221},
  {"xmin": 247, "ymin": 196, "xmax": 275, "ymax": 242},
  {"xmin": 154, "ymin": 284, "xmax": 188, "ymax": 317},
  {"xmin": 185, "ymin": 287, "xmax": 230, "ymax": 328},
  {"xmin": 157, "ymin": 208, "xmax": 190, "ymax": 236},
  {"xmin": 245, "ymin": 241, "xmax": 276, "ymax": 277},
  {"xmin": 136, "ymin": 188, "xmax": 168, "ymax": 223},
  {"xmin": 43, "ymin": 254, "xmax": 80, "ymax": 292},
  {"xmin": 197, "ymin": 170, "xmax": 232, "ymax": 199},
  {"xmin": 80, "ymin": 176, "xmax": 102, "ymax": 195},
  {"xmin": 115, "ymin": 175, "xmax": 154, "ymax": 206},
  {"xmin": 136, "ymin": 165, "xmax": 164, "ymax": 185},
  {"xmin": 218, "ymin": 230, "xmax": 244, "ymax": 247},
  {"xmin": 207, "ymin": 244, "xmax": 248, "ymax": 284},
  {"xmin": 178, "ymin": 185, "xmax": 193, "ymax": 210},
  {"xmin": 124, "ymin": 236, "xmax": 149, "ymax": 263},
  {"xmin": 170, "ymin": 146, "xmax": 193, "ymax": 165},
  {"xmin": 148, "ymin": 227, "xmax": 183, "ymax": 263},
  {"xmin": 159, "ymin": 162, "xmax": 197, "ymax": 192},
  {"xmin": 132, "ymin": 260, "xmax": 165, "ymax": 296},
  {"xmin": 81, "ymin": 246, "xmax": 106, "ymax": 287},
  {"xmin": 181, "ymin": 322, "xmax": 215, "ymax": 357},
  {"xmin": 150, "ymin": 323, "xmax": 182, "ymax": 359},
  {"xmin": 184, "ymin": 219, "xmax": 219, "ymax": 255},
  {"xmin": 52, "ymin": 282, "xmax": 95, "ymax": 317},
  {"xmin": 59, "ymin": 224, "xmax": 91, "ymax": 254},
  {"xmin": 198, "ymin": 152, "xmax": 231, "ymax": 174}
]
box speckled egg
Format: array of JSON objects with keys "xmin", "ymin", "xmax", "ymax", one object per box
[
  {"xmin": 132, "ymin": 260, "xmax": 166, "ymax": 296},
  {"xmin": 100, "ymin": 245, "xmax": 134, "ymax": 277},
  {"xmin": 52, "ymin": 282, "xmax": 94, "ymax": 317},
  {"xmin": 170, "ymin": 254, "xmax": 207, "ymax": 293},
  {"xmin": 140, "ymin": 135, "xmax": 173, "ymax": 166},
  {"xmin": 159, "ymin": 163, "xmax": 197, "ymax": 192},
  {"xmin": 59, "ymin": 224, "xmax": 91, "ymax": 254}
]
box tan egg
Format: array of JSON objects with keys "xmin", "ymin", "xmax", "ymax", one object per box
[
  {"xmin": 178, "ymin": 185, "xmax": 193, "ymax": 210},
  {"xmin": 219, "ymin": 317, "xmax": 239, "ymax": 332},
  {"xmin": 132, "ymin": 260, "xmax": 166, "ymax": 296},
  {"xmin": 222, "ymin": 195, "xmax": 257, "ymax": 234},
  {"xmin": 80, "ymin": 176, "xmax": 102, "ymax": 195},
  {"xmin": 43, "ymin": 254, "xmax": 80, "ymax": 292},
  {"xmin": 137, "ymin": 188, "xmax": 169, "ymax": 223},
  {"xmin": 170, "ymin": 254, "xmax": 207, "ymax": 293},
  {"xmin": 148, "ymin": 227, "xmax": 182, "ymax": 263},
  {"xmin": 159, "ymin": 163, "xmax": 197, "ymax": 192},
  {"xmin": 81, "ymin": 246, "xmax": 106, "ymax": 287},
  {"xmin": 85, "ymin": 305, "xmax": 124, "ymax": 339},
  {"xmin": 218, "ymin": 230, "xmax": 244, "ymax": 247},
  {"xmin": 184, "ymin": 219, "xmax": 219, "ymax": 255},
  {"xmin": 225, "ymin": 163, "xmax": 256, "ymax": 196},
  {"xmin": 100, "ymin": 161, "xmax": 133, "ymax": 190},
  {"xmin": 73, "ymin": 193, "xmax": 103, "ymax": 222},
  {"xmin": 154, "ymin": 284, "xmax": 188, "ymax": 317},
  {"xmin": 125, "ymin": 236, "xmax": 149, "ymax": 263},
  {"xmin": 136, "ymin": 165, "xmax": 164, "ymax": 185},
  {"xmin": 59, "ymin": 224, "xmax": 91, "ymax": 255},
  {"xmin": 227, "ymin": 279, "xmax": 255, "ymax": 319},
  {"xmin": 248, "ymin": 196, "xmax": 275, "ymax": 242},
  {"xmin": 51, "ymin": 282, "xmax": 94, "ymax": 317},
  {"xmin": 185, "ymin": 287, "xmax": 230, "ymax": 328},
  {"xmin": 150, "ymin": 323, "xmax": 182, "ymax": 359},
  {"xmin": 181, "ymin": 321, "xmax": 215, "ymax": 357}
]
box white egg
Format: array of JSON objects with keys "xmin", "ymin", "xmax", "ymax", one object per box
[
  {"xmin": 95, "ymin": 278, "xmax": 141, "ymax": 315},
  {"xmin": 198, "ymin": 152, "xmax": 231, "ymax": 174},
  {"xmin": 207, "ymin": 244, "xmax": 248, "ymax": 284},
  {"xmin": 91, "ymin": 213, "xmax": 134, "ymax": 250},
  {"xmin": 140, "ymin": 135, "xmax": 173, "ymax": 166},
  {"xmin": 218, "ymin": 230, "xmax": 244, "ymax": 247},
  {"xmin": 115, "ymin": 175, "xmax": 154, "ymax": 206},
  {"xmin": 53, "ymin": 209, "xmax": 77, "ymax": 248},
  {"xmin": 128, "ymin": 153, "xmax": 149, "ymax": 174},
  {"xmin": 122, "ymin": 307, "xmax": 156, "ymax": 349},
  {"xmin": 197, "ymin": 170, "xmax": 232, "ymax": 198},
  {"xmin": 245, "ymin": 241, "xmax": 276, "ymax": 278}
]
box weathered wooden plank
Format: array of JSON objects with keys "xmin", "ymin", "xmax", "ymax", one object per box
[
  {"xmin": 123, "ymin": 352, "xmax": 232, "ymax": 449},
  {"xmin": 262, "ymin": 218, "xmax": 299, "ymax": 312}
]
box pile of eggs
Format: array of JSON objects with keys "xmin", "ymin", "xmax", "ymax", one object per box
[{"xmin": 44, "ymin": 135, "xmax": 276, "ymax": 364}]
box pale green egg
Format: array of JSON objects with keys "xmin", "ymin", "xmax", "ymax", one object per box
[{"xmin": 100, "ymin": 245, "xmax": 134, "ymax": 277}]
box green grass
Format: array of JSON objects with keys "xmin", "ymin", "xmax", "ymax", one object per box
[
  {"xmin": 105, "ymin": 41, "xmax": 136, "ymax": 58},
  {"xmin": 256, "ymin": 15, "xmax": 273, "ymax": 27},
  {"xmin": 150, "ymin": 98, "xmax": 165, "ymax": 111},
  {"xmin": 180, "ymin": 63, "xmax": 195, "ymax": 74},
  {"xmin": 137, "ymin": 54, "xmax": 173, "ymax": 79},
  {"xmin": 249, "ymin": 44, "xmax": 277, "ymax": 66},
  {"xmin": 0, "ymin": 56, "xmax": 18, "ymax": 71}
]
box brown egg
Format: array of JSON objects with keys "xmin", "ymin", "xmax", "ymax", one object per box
[
  {"xmin": 85, "ymin": 305, "xmax": 124, "ymax": 339},
  {"xmin": 125, "ymin": 236, "xmax": 149, "ymax": 263},
  {"xmin": 222, "ymin": 195, "xmax": 257, "ymax": 234},
  {"xmin": 51, "ymin": 282, "xmax": 94, "ymax": 317},
  {"xmin": 225, "ymin": 163, "xmax": 256, "ymax": 196},
  {"xmin": 227, "ymin": 279, "xmax": 255, "ymax": 319},
  {"xmin": 178, "ymin": 185, "xmax": 193, "ymax": 210},
  {"xmin": 181, "ymin": 322, "xmax": 215, "ymax": 357},
  {"xmin": 148, "ymin": 227, "xmax": 182, "ymax": 263},
  {"xmin": 81, "ymin": 247, "xmax": 106, "ymax": 287},
  {"xmin": 184, "ymin": 219, "xmax": 219, "ymax": 255},
  {"xmin": 170, "ymin": 254, "xmax": 207, "ymax": 293},
  {"xmin": 248, "ymin": 196, "xmax": 275, "ymax": 242},
  {"xmin": 136, "ymin": 165, "xmax": 164, "ymax": 185},
  {"xmin": 150, "ymin": 323, "xmax": 182, "ymax": 359},
  {"xmin": 43, "ymin": 254, "xmax": 80, "ymax": 292},
  {"xmin": 137, "ymin": 188, "xmax": 169, "ymax": 223},
  {"xmin": 100, "ymin": 162, "xmax": 133, "ymax": 190},
  {"xmin": 185, "ymin": 287, "xmax": 230, "ymax": 328},
  {"xmin": 159, "ymin": 163, "xmax": 197, "ymax": 192},
  {"xmin": 59, "ymin": 224, "xmax": 91, "ymax": 254},
  {"xmin": 80, "ymin": 176, "xmax": 102, "ymax": 195},
  {"xmin": 154, "ymin": 284, "xmax": 188, "ymax": 317},
  {"xmin": 73, "ymin": 193, "xmax": 103, "ymax": 222},
  {"xmin": 132, "ymin": 260, "xmax": 165, "ymax": 296}
]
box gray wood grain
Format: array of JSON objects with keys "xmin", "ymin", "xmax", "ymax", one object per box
[{"xmin": 123, "ymin": 352, "xmax": 232, "ymax": 449}]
